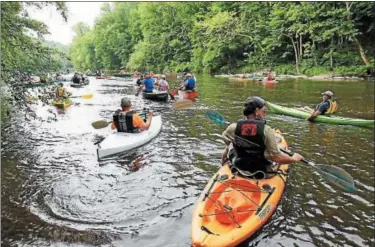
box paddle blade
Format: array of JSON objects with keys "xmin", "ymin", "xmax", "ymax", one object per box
[
  {"xmin": 171, "ymin": 89, "xmax": 178, "ymax": 96},
  {"xmin": 81, "ymin": 94, "xmax": 93, "ymax": 99},
  {"xmin": 205, "ymin": 111, "xmax": 230, "ymax": 125},
  {"xmin": 91, "ymin": 120, "xmax": 112, "ymax": 129},
  {"xmin": 172, "ymin": 99, "xmax": 194, "ymax": 110},
  {"xmin": 315, "ymin": 164, "xmax": 355, "ymax": 193}
]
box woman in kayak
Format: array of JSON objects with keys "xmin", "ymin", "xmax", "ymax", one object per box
[
  {"xmin": 304, "ymin": 90, "xmax": 338, "ymax": 121},
  {"xmin": 111, "ymin": 97, "xmax": 153, "ymax": 132},
  {"xmin": 221, "ymin": 96, "xmax": 303, "ymax": 178},
  {"xmin": 156, "ymin": 75, "xmax": 169, "ymax": 92}
]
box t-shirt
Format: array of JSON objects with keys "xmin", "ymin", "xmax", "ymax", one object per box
[
  {"xmin": 143, "ymin": 78, "xmax": 154, "ymax": 92},
  {"xmin": 222, "ymin": 123, "xmax": 281, "ymax": 158},
  {"xmin": 111, "ymin": 112, "xmax": 144, "ymax": 130},
  {"xmin": 316, "ymin": 101, "xmax": 330, "ymax": 115}
]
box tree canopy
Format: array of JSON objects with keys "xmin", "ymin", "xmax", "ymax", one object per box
[{"xmin": 69, "ymin": 2, "xmax": 374, "ymax": 75}]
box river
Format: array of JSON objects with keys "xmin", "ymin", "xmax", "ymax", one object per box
[{"xmin": 1, "ymin": 76, "xmax": 374, "ymax": 247}]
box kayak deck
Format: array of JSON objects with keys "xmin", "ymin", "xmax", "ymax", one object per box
[
  {"xmin": 52, "ymin": 99, "xmax": 72, "ymax": 109},
  {"xmin": 266, "ymin": 101, "xmax": 374, "ymax": 127},
  {"xmin": 191, "ymin": 130, "xmax": 289, "ymax": 247}
]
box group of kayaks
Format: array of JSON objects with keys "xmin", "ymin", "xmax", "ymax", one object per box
[{"xmin": 50, "ymin": 73, "xmax": 370, "ymax": 247}]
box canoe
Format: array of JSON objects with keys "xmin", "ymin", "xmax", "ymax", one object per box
[
  {"xmin": 70, "ymin": 80, "xmax": 89, "ymax": 88},
  {"xmin": 262, "ymin": 80, "xmax": 278, "ymax": 84},
  {"xmin": 267, "ymin": 101, "xmax": 374, "ymax": 128},
  {"xmin": 191, "ymin": 129, "xmax": 289, "ymax": 247},
  {"xmin": 96, "ymin": 115, "xmax": 162, "ymax": 160},
  {"xmin": 178, "ymin": 90, "xmax": 198, "ymax": 100},
  {"xmin": 142, "ymin": 91, "xmax": 169, "ymax": 101},
  {"xmin": 52, "ymin": 99, "xmax": 72, "ymax": 109}
]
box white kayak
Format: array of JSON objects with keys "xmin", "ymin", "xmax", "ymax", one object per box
[{"xmin": 96, "ymin": 115, "xmax": 162, "ymax": 160}]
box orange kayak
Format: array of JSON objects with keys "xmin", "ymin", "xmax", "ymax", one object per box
[
  {"xmin": 191, "ymin": 129, "xmax": 289, "ymax": 247},
  {"xmin": 178, "ymin": 89, "xmax": 198, "ymax": 100}
]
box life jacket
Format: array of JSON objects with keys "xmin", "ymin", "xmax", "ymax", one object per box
[
  {"xmin": 113, "ymin": 110, "xmax": 139, "ymax": 133},
  {"xmin": 316, "ymin": 100, "xmax": 338, "ymax": 115},
  {"xmin": 230, "ymin": 119, "xmax": 271, "ymax": 175},
  {"xmin": 57, "ymin": 87, "xmax": 65, "ymax": 97}
]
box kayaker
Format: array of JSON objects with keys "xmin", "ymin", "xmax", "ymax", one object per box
[
  {"xmin": 142, "ymin": 72, "xmax": 154, "ymax": 93},
  {"xmin": 55, "ymin": 83, "xmax": 70, "ymax": 100},
  {"xmin": 156, "ymin": 75, "xmax": 169, "ymax": 92},
  {"xmin": 182, "ymin": 73, "xmax": 196, "ymax": 91},
  {"xmin": 111, "ymin": 97, "xmax": 153, "ymax": 132},
  {"xmin": 136, "ymin": 74, "xmax": 144, "ymax": 86},
  {"xmin": 221, "ymin": 96, "xmax": 304, "ymax": 178},
  {"xmin": 305, "ymin": 90, "xmax": 338, "ymax": 121}
]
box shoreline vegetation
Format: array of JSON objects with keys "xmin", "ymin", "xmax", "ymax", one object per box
[{"xmin": 69, "ymin": 2, "xmax": 374, "ymax": 81}]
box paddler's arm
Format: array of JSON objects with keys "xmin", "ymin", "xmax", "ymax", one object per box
[
  {"xmin": 138, "ymin": 112, "xmax": 153, "ymax": 131},
  {"xmin": 265, "ymin": 127, "xmax": 304, "ymax": 164},
  {"xmin": 221, "ymin": 123, "xmax": 236, "ymax": 165},
  {"xmin": 307, "ymin": 110, "xmax": 321, "ymax": 122}
]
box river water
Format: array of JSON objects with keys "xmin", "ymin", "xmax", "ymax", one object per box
[{"xmin": 1, "ymin": 76, "xmax": 374, "ymax": 247}]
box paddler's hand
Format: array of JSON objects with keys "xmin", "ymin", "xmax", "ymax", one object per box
[
  {"xmin": 292, "ymin": 153, "xmax": 304, "ymax": 162},
  {"xmin": 148, "ymin": 111, "xmax": 153, "ymax": 117}
]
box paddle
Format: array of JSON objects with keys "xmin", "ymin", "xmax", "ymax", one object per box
[
  {"xmin": 135, "ymin": 86, "xmax": 143, "ymax": 96},
  {"xmin": 92, "ymin": 120, "xmax": 113, "ymax": 129},
  {"xmin": 205, "ymin": 110, "xmax": 356, "ymax": 193},
  {"xmin": 172, "ymin": 99, "xmax": 194, "ymax": 110},
  {"xmin": 169, "ymin": 89, "xmax": 178, "ymax": 100},
  {"xmin": 70, "ymin": 94, "xmax": 93, "ymax": 99}
]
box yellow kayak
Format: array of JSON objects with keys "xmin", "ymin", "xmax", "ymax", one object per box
[
  {"xmin": 52, "ymin": 99, "xmax": 72, "ymax": 109},
  {"xmin": 191, "ymin": 129, "xmax": 289, "ymax": 247}
]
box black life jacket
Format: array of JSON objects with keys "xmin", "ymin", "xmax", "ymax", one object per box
[
  {"xmin": 113, "ymin": 110, "xmax": 138, "ymax": 133},
  {"xmin": 230, "ymin": 119, "xmax": 271, "ymax": 174}
]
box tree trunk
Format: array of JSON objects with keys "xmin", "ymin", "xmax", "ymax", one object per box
[
  {"xmin": 354, "ymin": 37, "xmax": 370, "ymax": 65},
  {"xmin": 290, "ymin": 37, "xmax": 300, "ymax": 74}
]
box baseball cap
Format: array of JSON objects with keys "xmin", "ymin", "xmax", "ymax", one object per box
[
  {"xmin": 244, "ymin": 96, "xmax": 265, "ymax": 109},
  {"xmin": 121, "ymin": 97, "xmax": 132, "ymax": 107},
  {"xmin": 322, "ymin": 91, "xmax": 334, "ymax": 97}
]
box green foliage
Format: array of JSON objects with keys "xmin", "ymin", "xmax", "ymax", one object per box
[
  {"xmin": 68, "ymin": 2, "xmax": 374, "ymax": 76},
  {"xmin": 1, "ymin": 2, "xmax": 69, "ymax": 75}
]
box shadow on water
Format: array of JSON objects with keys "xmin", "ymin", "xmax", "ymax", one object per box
[{"xmin": 1, "ymin": 76, "xmax": 374, "ymax": 246}]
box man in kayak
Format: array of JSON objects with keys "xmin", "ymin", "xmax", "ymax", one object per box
[
  {"xmin": 221, "ymin": 96, "xmax": 303, "ymax": 178},
  {"xmin": 181, "ymin": 73, "xmax": 196, "ymax": 91},
  {"xmin": 111, "ymin": 97, "xmax": 153, "ymax": 132},
  {"xmin": 305, "ymin": 91, "xmax": 338, "ymax": 121},
  {"xmin": 142, "ymin": 72, "xmax": 154, "ymax": 93},
  {"xmin": 55, "ymin": 83, "xmax": 70, "ymax": 100}
]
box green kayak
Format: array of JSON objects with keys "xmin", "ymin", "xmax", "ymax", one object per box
[{"xmin": 266, "ymin": 101, "xmax": 374, "ymax": 128}]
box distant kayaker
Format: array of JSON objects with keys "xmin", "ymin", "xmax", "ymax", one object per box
[
  {"xmin": 221, "ymin": 96, "xmax": 304, "ymax": 178},
  {"xmin": 305, "ymin": 91, "xmax": 338, "ymax": 121},
  {"xmin": 156, "ymin": 75, "xmax": 169, "ymax": 92},
  {"xmin": 142, "ymin": 72, "xmax": 154, "ymax": 93},
  {"xmin": 55, "ymin": 83, "xmax": 70, "ymax": 100},
  {"xmin": 181, "ymin": 73, "xmax": 196, "ymax": 91},
  {"xmin": 136, "ymin": 74, "xmax": 144, "ymax": 86},
  {"xmin": 111, "ymin": 97, "xmax": 153, "ymax": 132}
]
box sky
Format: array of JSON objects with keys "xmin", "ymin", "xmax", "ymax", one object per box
[{"xmin": 28, "ymin": 2, "xmax": 104, "ymax": 46}]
